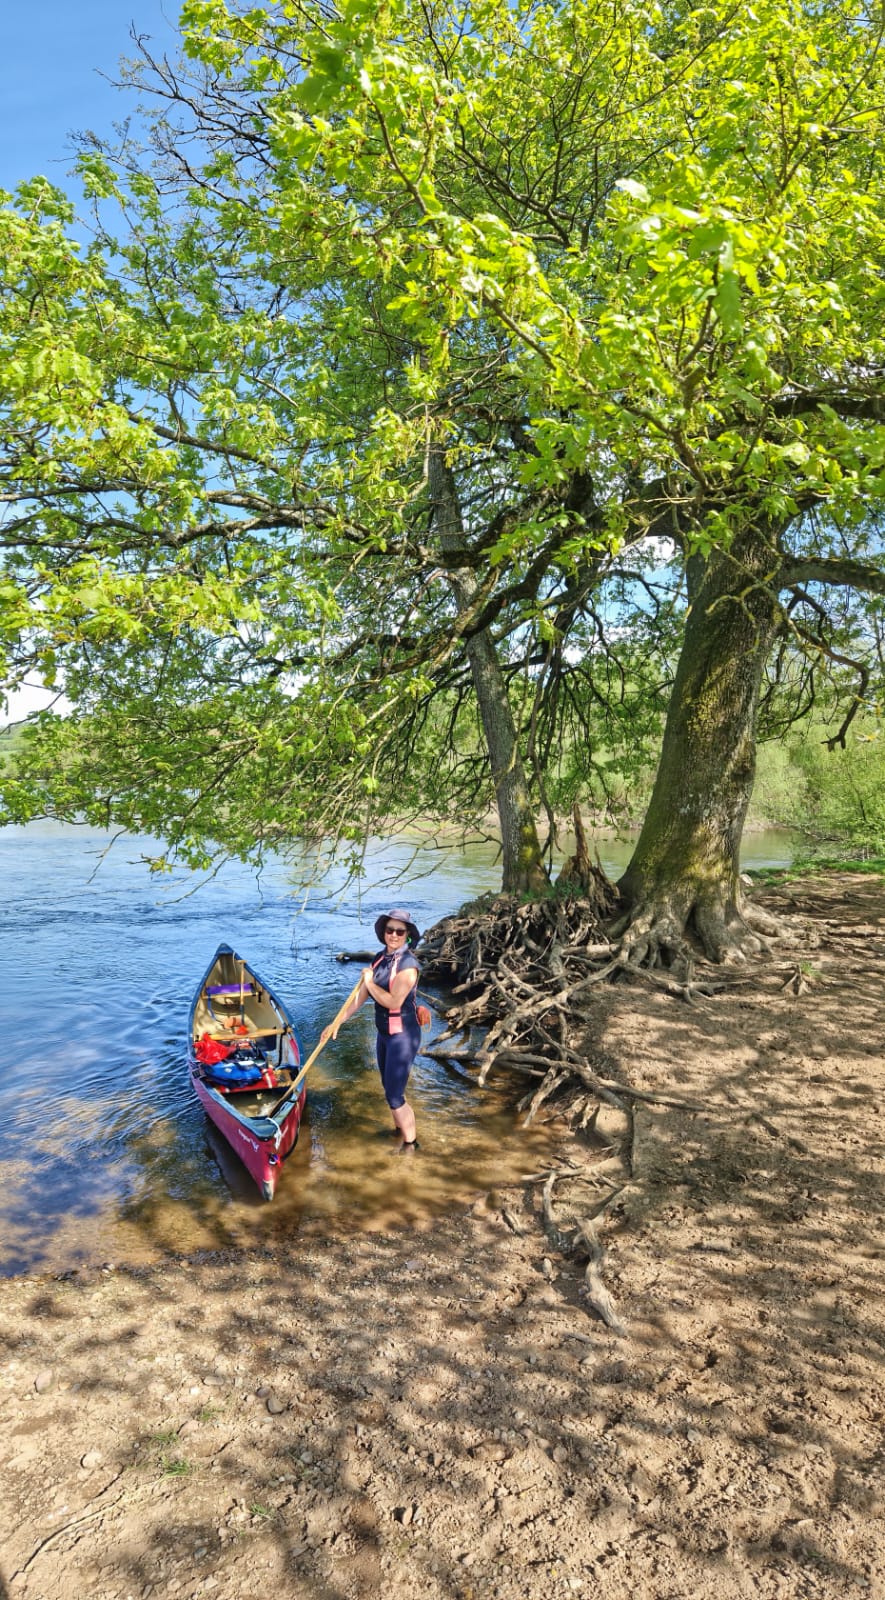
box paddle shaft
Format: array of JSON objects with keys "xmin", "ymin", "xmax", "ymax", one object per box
[{"xmin": 285, "ymin": 973, "xmax": 367, "ymax": 1096}]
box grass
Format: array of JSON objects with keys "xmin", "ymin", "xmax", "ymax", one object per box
[
  {"xmin": 748, "ymin": 855, "xmax": 885, "ymax": 886},
  {"xmin": 147, "ymin": 1429, "xmax": 192, "ymax": 1478}
]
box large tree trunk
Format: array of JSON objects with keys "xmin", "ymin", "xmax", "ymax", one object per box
[
  {"xmin": 617, "ymin": 530, "xmax": 784, "ymax": 963},
  {"xmin": 428, "ymin": 445, "xmax": 550, "ymax": 895}
]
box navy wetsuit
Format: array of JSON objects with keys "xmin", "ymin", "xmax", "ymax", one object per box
[{"xmin": 371, "ymin": 948, "xmax": 421, "ymax": 1110}]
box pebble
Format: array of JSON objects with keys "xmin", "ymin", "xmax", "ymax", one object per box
[
  {"xmin": 460, "ymin": 1552, "xmax": 475, "ymax": 1567},
  {"xmin": 34, "ymin": 1370, "xmax": 54, "ymax": 1394},
  {"xmin": 202, "ymin": 1374, "xmax": 226, "ymax": 1387},
  {"xmin": 541, "ymin": 1258, "xmax": 555, "ymax": 1280},
  {"xmin": 81, "ymin": 1450, "xmax": 103, "ymax": 1470},
  {"xmin": 266, "ymin": 1394, "xmax": 285, "ymax": 1415},
  {"xmin": 472, "ymin": 1441, "xmax": 508, "ymax": 1464}
]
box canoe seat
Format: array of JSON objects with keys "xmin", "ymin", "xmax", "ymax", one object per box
[{"xmin": 205, "ymin": 982, "xmax": 255, "ymax": 998}]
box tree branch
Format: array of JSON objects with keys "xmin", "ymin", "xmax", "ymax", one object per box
[{"xmin": 780, "ymin": 552, "xmax": 885, "ymax": 596}]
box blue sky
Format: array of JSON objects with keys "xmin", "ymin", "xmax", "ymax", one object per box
[{"xmin": 0, "ymin": 1, "xmax": 177, "ymax": 194}]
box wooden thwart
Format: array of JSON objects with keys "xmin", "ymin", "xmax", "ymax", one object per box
[{"xmin": 209, "ymin": 1026, "xmax": 288, "ymax": 1041}]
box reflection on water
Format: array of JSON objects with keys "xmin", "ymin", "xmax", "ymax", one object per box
[{"xmin": 0, "ymin": 821, "xmax": 796, "ymax": 1277}]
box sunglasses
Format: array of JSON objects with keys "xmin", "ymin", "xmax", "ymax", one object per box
[{"xmin": 385, "ymin": 925, "xmax": 408, "ymax": 935}]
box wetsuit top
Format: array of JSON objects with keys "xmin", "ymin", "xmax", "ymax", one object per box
[{"xmin": 371, "ymin": 948, "xmax": 420, "ymax": 1036}]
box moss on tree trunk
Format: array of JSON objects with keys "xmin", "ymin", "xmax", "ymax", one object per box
[{"xmin": 617, "ymin": 533, "xmax": 783, "ymax": 962}]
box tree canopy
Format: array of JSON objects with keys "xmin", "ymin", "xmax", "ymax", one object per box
[{"xmin": 1, "ymin": 0, "xmax": 884, "ymax": 916}]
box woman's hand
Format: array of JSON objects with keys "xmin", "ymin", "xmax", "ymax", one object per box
[
  {"xmin": 361, "ymin": 967, "xmax": 375, "ymax": 989},
  {"xmin": 320, "ymin": 1024, "xmax": 338, "ymax": 1044}
]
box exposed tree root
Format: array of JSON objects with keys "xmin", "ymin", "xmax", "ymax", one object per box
[
  {"xmin": 610, "ymin": 890, "xmax": 788, "ymax": 968},
  {"xmin": 741, "ymin": 901, "xmax": 787, "ymax": 938},
  {"xmin": 420, "ymin": 882, "xmax": 792, "ymax": 1122},
  {"xmin": 420, "ymin": 880, "xmax": 801, "ymax": 1315}
]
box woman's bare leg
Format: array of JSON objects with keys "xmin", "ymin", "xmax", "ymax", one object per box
[{"xmin": 392, "ymin": 1101, "xmax": 417, "ymax": 1143}]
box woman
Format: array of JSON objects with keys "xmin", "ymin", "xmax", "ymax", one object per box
[{"xmin": 321, "ymin": 908, "xmax": 422, "ymax": 1149}]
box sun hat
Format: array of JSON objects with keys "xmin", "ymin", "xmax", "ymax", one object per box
[{"xmin": 374, "ymin": 907, "xmax": 421, "ymax": 947}]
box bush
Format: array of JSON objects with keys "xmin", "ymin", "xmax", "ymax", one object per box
[{"xmin": 754, "ymin": 719, "xmax": 885, "ymax": 857}]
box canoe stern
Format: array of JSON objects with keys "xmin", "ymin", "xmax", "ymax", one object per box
[{"xmin": 192, "ymin": 1069, "xmax": 306, "ymax": 1200}]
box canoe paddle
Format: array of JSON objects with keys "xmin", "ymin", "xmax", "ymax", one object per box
[{"xmin": 284, "ymin": 973, "xmax": 366, "ymax": 1097}]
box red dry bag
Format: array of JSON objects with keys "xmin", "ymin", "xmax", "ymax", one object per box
[{"xmin": 195, "ymin": 1033, "xmax": 234, "ymax": 1066}]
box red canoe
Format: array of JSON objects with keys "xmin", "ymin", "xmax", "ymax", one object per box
[{"xmin": 188, "ymin": 944, "xmax": 307, "ymax": 1201}]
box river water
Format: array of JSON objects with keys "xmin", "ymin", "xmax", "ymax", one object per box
[{"xmin": 0, "ymin": 822, "xmax": 796, "ymax": 1277}]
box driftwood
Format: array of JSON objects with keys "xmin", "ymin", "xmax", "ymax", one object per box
[
  {"xmin": 575, "ymin": 1221, "xmax": 629, "ymax": 1337},
  {"xmin": 539, "ymin": 1170, "xmax": 627, "ymax": 1336},
  {"xmin": 555, "ymin": 804, "xmax": 612, "ymax": 905}
]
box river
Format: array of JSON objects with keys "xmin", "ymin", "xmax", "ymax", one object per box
[{"xmin": 0, "ymin": 821, "xmax": 796, "ymax": 1276}]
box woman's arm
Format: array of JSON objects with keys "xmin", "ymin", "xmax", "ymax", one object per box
[{"xmin": 361, "ymin": 966, "xmax": 418, "ymax": 1011}]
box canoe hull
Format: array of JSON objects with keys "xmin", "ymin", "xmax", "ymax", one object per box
[
  {"xmin": 188, "ymin": 944, "xmax": 306, "ymax": 1202},
  {"xmin": 191, "ymin": 1068, "xmax": 306, "ymax": 1200}
]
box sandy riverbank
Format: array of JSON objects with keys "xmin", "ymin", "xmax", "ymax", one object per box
[{"xmin": 1, "ymin": 872, "xmax": 883, "ymax": 1600}]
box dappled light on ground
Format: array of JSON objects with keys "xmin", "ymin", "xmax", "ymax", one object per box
[{"xmin": 1, "ymin": 875, "xmax": 882, "ymax": 1600}]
